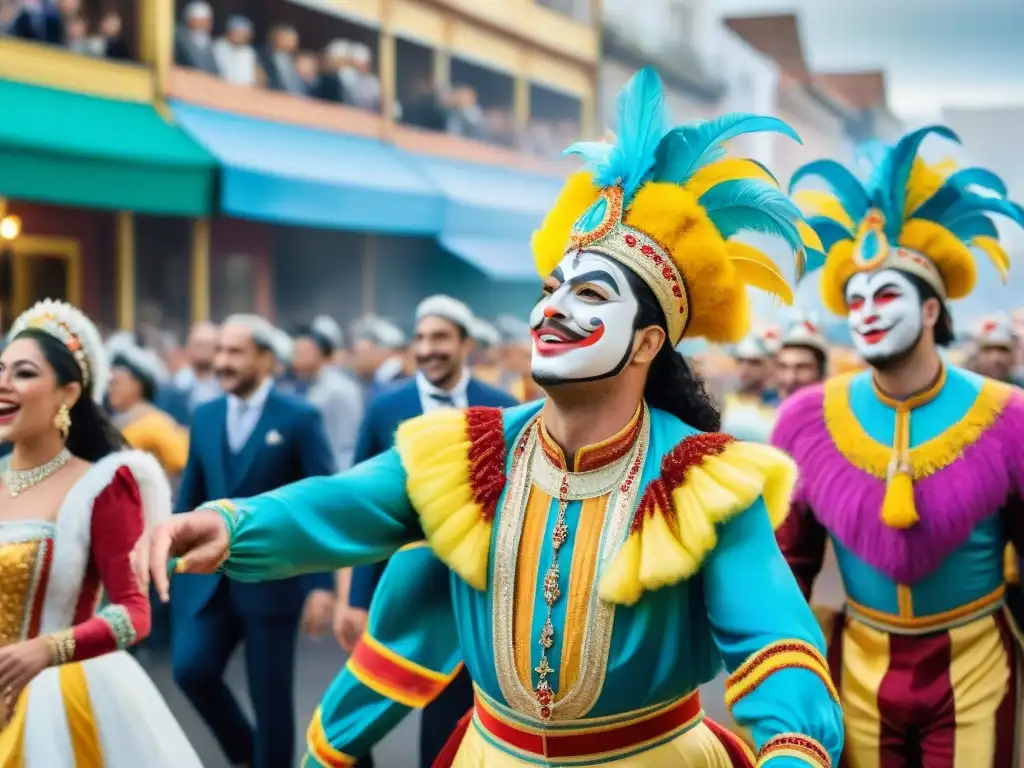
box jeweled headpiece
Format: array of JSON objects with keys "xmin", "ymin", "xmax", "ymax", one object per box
[
  {"xmin": 9, "ymin": 299, "xmax": 109, "ymax": 401},
  {"xmin": 532, "ymin": 67, "xmax": 822, "ymax": 346},
  {"xmin": 792, "ymin": 126, "xmax": 1024, "ymax": 315}
]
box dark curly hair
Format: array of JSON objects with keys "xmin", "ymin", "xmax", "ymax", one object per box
[{"xmin": 626, "ymin": 270, "xmax": 721, "ymax": 432}]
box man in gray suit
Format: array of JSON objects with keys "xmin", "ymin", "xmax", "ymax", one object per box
[{"xmin": 292, "ymin": 325, "xmax": 363, "ymax": 470}]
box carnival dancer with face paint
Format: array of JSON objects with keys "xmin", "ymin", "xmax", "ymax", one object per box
[
  {"xmin": 135, "ymin": 68, "xmax": 843, "ymax": 768},
  {"xmin": 773, "ymin": 127, "xmax": 1024, "ymax": 768}
]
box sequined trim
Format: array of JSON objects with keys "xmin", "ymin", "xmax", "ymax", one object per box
[
  {"xmin": 538, "ymin": 404, "xmax": 644, "ymax": 472},
  {"xmin": 493, "ymin": 407, "xmax": 649, "ymax": 721},
  {"xmin": 0, "ymin": 524, "xmax": 52, "ymax": 646},
  {"xmin": 97, "ymin": 603, "xmax": 137, "ymax": 649},
  {"xmin": 725, "ymin": 640, "xmax": 838, "ymax": 711},
  {"xmin": 757, "ymin": 733, "xmax": 831, "ymax": 767},
  {"xmin": 46, "ymin": 628, "xmax": 77, "ymax": 666}
]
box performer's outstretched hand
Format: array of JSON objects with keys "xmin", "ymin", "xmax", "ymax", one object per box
[{"xmin": 131, "ymin": 509, "xmax": 230, "ymax": 603}]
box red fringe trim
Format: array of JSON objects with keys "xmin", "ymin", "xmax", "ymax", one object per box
[
  {"xmin": 465, "ymin": 407, "xmax": 508, "ymax": 522},
  {"xmin": 630, "ymin": 432, "xmax": 734, "ymax": 534}
]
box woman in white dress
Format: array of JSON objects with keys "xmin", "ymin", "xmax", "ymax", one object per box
[{"xmin": 0, "ymin": 299, "xmax": 202, "ymax": 766}]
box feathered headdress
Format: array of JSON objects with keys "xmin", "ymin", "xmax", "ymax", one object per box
[
  {"xmin": 531, "ymin": 67, "xmax": 821, "ymax": 346},
  {"xmin": 791, "ymin": 125, "xmax": 1024, "ymax": 315}
]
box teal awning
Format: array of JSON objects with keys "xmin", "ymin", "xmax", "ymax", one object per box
[{"xmin": 0, "ymin": 80, "xmax": 216, "ymax": 215}]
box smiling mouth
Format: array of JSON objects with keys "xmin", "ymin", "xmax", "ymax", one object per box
[
  {"xmin": 0, "ymin": 401, "xmax": 20, "ymax": 424},
  {"xmin": 859, "ymin": 326, "xmax": 894, "ymax": 345},
  {"xmin": 531, "ymin": 321, "xmax": 604, "ymax": 357}
]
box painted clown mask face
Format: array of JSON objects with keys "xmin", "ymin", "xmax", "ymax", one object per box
[
  {"xmin": 530, "ymin": 250, "xmax": 640, "ymax": 385},
  {"xmin": 845, "ymin": 269, "xmax": 923, "ymax": 365}
]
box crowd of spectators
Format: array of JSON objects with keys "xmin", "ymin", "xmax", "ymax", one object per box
[
  {"xmin": 173, "ymin": 1, "xmax": 579, "ymax": 159},
  {"xmin": 0, "ymin": 0, "xmax": 581, "ymax": 160},
  {"xmin": 1, "ymin": 0, "xmax": 129, "ymax": 59}
]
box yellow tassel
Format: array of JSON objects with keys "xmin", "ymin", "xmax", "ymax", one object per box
[
  {"xmin": 598, "ymin": 533, "xmax": 643, "ymax": 606},
  {"xmin": 880, "ymin": 469, "xmax": 919, "ymax": 529}
]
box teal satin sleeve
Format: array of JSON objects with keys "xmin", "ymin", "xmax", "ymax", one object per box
[
  {"xmin": 309, "ymin": 544, "xmax": 461, "ymax": 762},
  {"xmin": 220, "ymin": 449, "xmax": 421, "ymax": 582},
  {"xmin": 703, "ymin": 498, "xmax": 844, "ymax": 765}
]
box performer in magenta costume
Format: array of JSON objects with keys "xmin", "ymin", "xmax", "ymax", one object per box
[{"xmin": 773, "ymin": 127, "xmax": 1024, "ymax": 767}]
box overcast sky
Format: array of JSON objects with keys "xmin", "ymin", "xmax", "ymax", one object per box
[{"xmin": 707, "ymin": 0, "xmax": 1024, "ymax": 120}]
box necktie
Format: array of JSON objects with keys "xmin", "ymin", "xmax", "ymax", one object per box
[{"xmin": 430, "ymin": 392, "xmax": 455, "ymax": 407}]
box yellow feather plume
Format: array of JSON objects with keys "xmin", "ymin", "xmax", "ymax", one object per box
[
  {"xmin": 686, "ymin": 159, "xmax": 778, "ymax": 201},
  {"xmin": 972, "ymin": 235, "xmax": 1010, "ymax": 283},
  {"xmin": 725, "ymin": 241, "xmax": 794, "ymax": 305},
  {"xmin": 792, "ymin": 190, "xmax": 855, "ymax": 230},
  {"xmin": 904, "ymin": 158, "xmax": 949, "ymax": 218}
]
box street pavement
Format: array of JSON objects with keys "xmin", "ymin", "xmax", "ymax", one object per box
[{"xmin": 144, "ymin": 553, "xmax": 845, "ymax": 767}]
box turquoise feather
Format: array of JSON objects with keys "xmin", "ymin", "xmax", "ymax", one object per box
[
  {"xmin": 562, "ymin": 141, "xmax": 614, "ymax": 171},
  {"xmin": 591, "ymin": 67, "xmax": 669, "ymax": 201},
  {"xmin": 943, "ymin": 167, "xmax": 1008, "ymax": 198},
  {"xmin": 653, "ymin": 114, "xmax": 801, "ymax": 187},
  {"xmin": 948, "ymin": 214, "xmax": 998, "ymax": 242},
  {"xmin": 936, "ymin": 194, "xmax": 1024, "ymax": 230},
  {"xmin": 699, "ymin": 179, "xmax": 803, "ymax": 248},
  {"xmin": 882, "ymin": 125, "xmax": 960, "ymax": 235},
  {"xmin": 805, "ymin": 215, "xmax": 854, "ymax": 253},
  {"xmin": 789, "ymin": 160, "xmax": 870, "ymax": 222}
]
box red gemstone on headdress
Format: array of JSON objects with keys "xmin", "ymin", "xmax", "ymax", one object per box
[
  {"xmin": 652, "ymin": 254, "xmax": 663, "ymax": 265},
  {"xmin": 661, "ymin": 266, "xmax": 672, "ymax": 279},
  {"xmin": 624, "ymin": 234, "xmax": 637, "ymax": 247},
  {"xmin": 640, "ymin": 244, "xmax": 654, "ymax": 256},
  {"xmin": 672, "ymin": 285, "xmax": 682, "ymax": 298}
]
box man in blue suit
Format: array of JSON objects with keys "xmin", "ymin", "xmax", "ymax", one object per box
[
  {"xmin": 339, "ymin": 295, "xmax": 516, "ymax": 768},
  {"xmin": 172, "ymin": 314, "xmax": 336, "ymax": 768}
]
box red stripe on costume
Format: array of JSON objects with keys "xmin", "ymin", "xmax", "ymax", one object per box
[
  {"xmin": 431, "ymin": 708, "xmax": 473, "ymax": 768},
  {"xmin": 630, "ymin": 433, "xmax": 733, "ymax": 534},
  {"xmin": 702, "ymin": 717, "xmax": 755, "ymax": 768},
  {"xmin": 474, "ymin": 692, "xmax": 702, "ymax": 760},
  {"xmin": 993, "ymin": 611, "xmax": 1018, "ymax": 768},
  {"xmin": 465, "ymin": 407, "xmax": 507, "ymax": 522},
  {"xmin": 877, "ymin": 630, "xmax": 953, "ymax": 768},
  {"xmin": 348, "ymin": 636, "xmax": 452, "ymax": 707}
]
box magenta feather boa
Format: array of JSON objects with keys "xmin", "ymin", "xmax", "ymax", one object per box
[{"xmin": 771, "ymin": 383, "xmax": 1024, "ymax": 583}]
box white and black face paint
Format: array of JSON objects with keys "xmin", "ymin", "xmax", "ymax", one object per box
[
  {"xmin": 846, "ymin": 269, "xmax": 923, "ymax": 366},
  {"xmin": 530, "ymin": 251, "xmax": 639, "ymax": 385}
]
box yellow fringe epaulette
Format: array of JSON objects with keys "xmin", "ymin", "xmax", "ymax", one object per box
[
  {"xmin": 394, "ymin": 406, "xmax": 507, "ymax": 591},
  {"xmin": 599, "ymin": 433, "xmax": 797, "ymax": 606}
]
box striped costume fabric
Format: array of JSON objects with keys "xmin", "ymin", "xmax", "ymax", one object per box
[{"xmin": 827, "ymin": 611, "xmax": 1019, "ymax": 767}]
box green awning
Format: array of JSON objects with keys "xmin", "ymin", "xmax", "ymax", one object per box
[{"xmin": 0, "ymin": 79, "xmax": 216, "ymax": 216}]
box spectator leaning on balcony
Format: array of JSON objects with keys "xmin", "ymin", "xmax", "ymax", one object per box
[
  {"xmin": 445, "ymin": 85, "xmax": 486, "ymax": 140},
  {"xmin": 175, "ymin": 1, "xmax": 219, "ymax": 76},
  {"xmin": 262, "ymin": 24, "xmax": 304, "ymax": 94},
  {"xmin": 293, "ymin": 50, "xmax": 321, "ymax": 96},
  {"xmin": 91, "ymin": 11, "xmax": 129, "ymax": 59},
  {"xmin": 5, "ymin": 0, "xmax": 62, "ymax": 44},
  {"xmin": 317, "ymin": 39, "xmax": 353, "ymax": 104},
  {"xmin": 213, "ymin": 15, "xmax": 260, "ymax": 87},
  {"xmin": 346, "ymin": 42, "xmax": 381, "ymax": 111}
]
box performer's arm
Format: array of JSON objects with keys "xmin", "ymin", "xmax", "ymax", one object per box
[
  {"xmin": 774, "ymin": 501, "xmax": 827, "ymax": 601},
  {"xmin": 703, "ymin": 498, "xmax": 843, "ymax": 768},
  {"xmin": 46, "ymin": 468, "xmax": 151, "ymax": 664},
  {"xmin": 297, "ymin": 406, "xmax": 341, "ymax": 595},
  {"xmin": 306, "ymin": 544, "xmax": 461, "ymax": 766},
  {"xmin": 214, "ymin": 448, "xmax": 422, "ymax": 582}
]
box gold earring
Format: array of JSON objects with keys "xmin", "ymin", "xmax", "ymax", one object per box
[{"xmin": 54, "ymin": 404, "xmax": 71, "ymax": 438}]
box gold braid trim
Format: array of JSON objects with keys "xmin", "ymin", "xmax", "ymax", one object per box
[{"xmin": 757, "ymin": 733, "xmax": 832, "ymax": 767}]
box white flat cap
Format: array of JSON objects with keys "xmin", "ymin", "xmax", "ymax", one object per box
[
  {"xmin": 223, "ymin": 313, "xmax": 277, "ymax": 351},
  {"xmin": 416, "ymin": 295, "xmax": 474, "ymax": 334},
  {"xmin": 973, "ymin": 315, "xmax": 1015, "ymax": 348},
  {"xmin": 470, "ymin": 317, "xmax": 501, "ymax": 347},
  {"xmin": 311, "ymin": 315, "xmax": 344, "ymax": 348}
]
